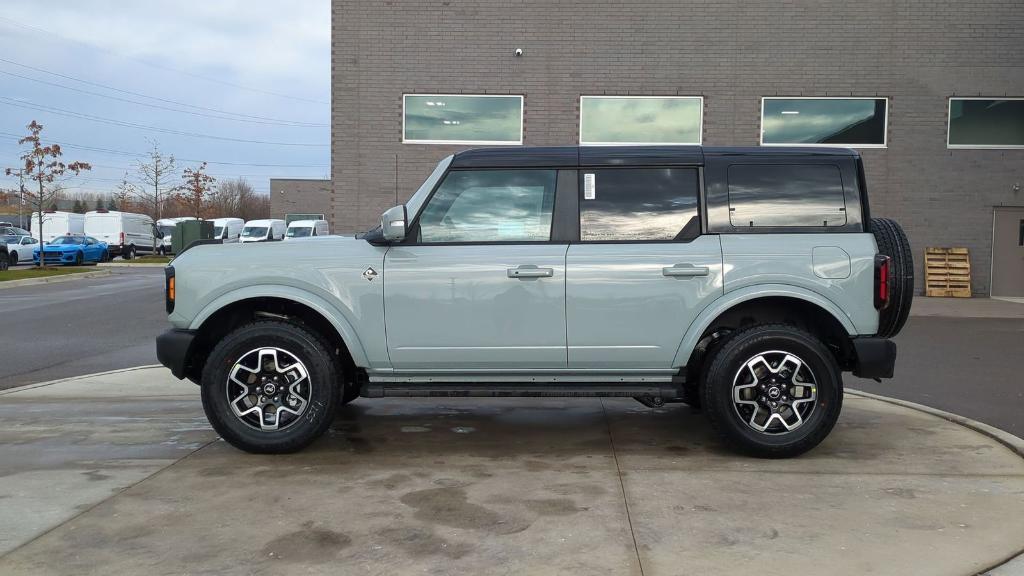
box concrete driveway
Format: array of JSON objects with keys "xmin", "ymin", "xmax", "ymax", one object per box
[{"xmin": 1, "ymin": 367, "xmax": 1022, "ymax": 575}]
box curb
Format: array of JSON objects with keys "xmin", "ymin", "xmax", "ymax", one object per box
[
  {"xmin": 97, "ymin": 262, "xmax": 169, "ymax": 268},
  {"xmin": 0, "ymin": 364, "xmax": 163, "ymax": 396},
  {"xmin": 846, "ymin": 389, "xmax": 1024, "ymax": 458},
  {"xmin": 846, "ymin": 389, "xmax": 1024, "ymax": 575},
  {"xmin": 0, "ymin": 269, "xmax": 112, "ymax": 290}
]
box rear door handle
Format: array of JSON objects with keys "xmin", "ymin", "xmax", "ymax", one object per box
[
  {"xmin": 662, "ymin": 264, "xmax": 710, "ymax": 277},
  {"xmin": 508, "ymin": 265, "xmax": 554, "ymax": 279}
]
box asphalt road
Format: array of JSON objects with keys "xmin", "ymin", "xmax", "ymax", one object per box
[
  {"xmin": 1, "ymin": 271, "xmax": 1021, "ymax": 436},
  {"xmin": 0, "ymin": 268, "xmax": 167, "ymax": 389},
  {"xmin": 850, "ymin": 314, "xmax": 1024, "ymax": 437}
]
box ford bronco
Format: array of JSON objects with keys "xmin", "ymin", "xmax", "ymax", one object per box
[{"xmin": 156, "ymin": 146, "xmax": 913, "ymax": 458}]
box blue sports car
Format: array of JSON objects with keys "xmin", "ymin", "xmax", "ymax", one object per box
[{"xmin": 33, "ymin": 235, "xmax": 110, "ymax": 265}]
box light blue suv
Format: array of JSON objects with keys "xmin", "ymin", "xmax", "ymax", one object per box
[{"xmin": 157, "ymin": 146, "xmax": 913, "ymax": 457}]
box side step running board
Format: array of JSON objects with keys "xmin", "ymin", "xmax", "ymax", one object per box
[{"xmin": 361, "ymin": 383, "xmax": 682, "ymax": 399}]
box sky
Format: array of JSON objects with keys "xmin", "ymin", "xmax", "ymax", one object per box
[{"xmin": 0, "ymin": 0, "xmax": 330, "ymax": 195}]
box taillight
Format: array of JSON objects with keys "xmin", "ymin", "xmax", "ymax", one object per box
[
  {"xmin": 165, "ymin": 266, "xmax": 175, "ymax": 313},
  {"xmin": 119, "ymin": 231, "xmax": 125, "ymax": 246},
  {"xmin": 874, "ymin": 255, "xmax": 890, "ymax": 310}
]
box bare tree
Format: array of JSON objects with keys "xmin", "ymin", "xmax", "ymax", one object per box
[
  {"xmin": 214, "ymin": 177, "xmax": 269, "ymax": 221},
  {"xmin": 5, "ymin": 121, "xmax": 90, "ymax": 267},
  {"xmin": 111, "ymin": 172, "xmax": 136, "ymax": 212},
  {"xmin": 177, "ymin": 162, "xmax": 216, "ymax": 219},
  {"xmin": 134, "ymin": 141, "xmax": 178, "ymax": 220}
]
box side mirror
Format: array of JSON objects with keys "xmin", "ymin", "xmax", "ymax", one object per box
[{"xmin": 381, "ymin": 205, "xmax": 407, "ymax": 242}]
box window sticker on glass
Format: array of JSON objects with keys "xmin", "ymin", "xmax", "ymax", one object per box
[{"xmin": 583, "ymin": 173, "xmax": 596, "ymax": 200}]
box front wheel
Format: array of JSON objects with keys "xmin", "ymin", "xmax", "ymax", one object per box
[
  {"xmin": 200, "ymin": 320, "xmax": 340, "ymax": 454},
  {"xmin": 701, "ymin": 324, "xmax": 842, "ymax": 458},
  {"xmin": 0, "ymin": 256, "xmax": 7, "ymax": 271},
  {"xmin": 9, "ymin": 252, "xmax": 17, "ymax": 267},
  {"xmin": 100, "ymin": 250, "xmax": 110, "ymax": 263},
  {"xmin": 74, "ymin": 251, "xmax": 84, "ymax": 266}
]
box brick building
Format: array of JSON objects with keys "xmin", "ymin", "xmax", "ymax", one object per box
[
  {"xmin": 269, "ymin": 178, "xmax": 332, "ymax": 223},
  {"xmin": 332, "ymin": 0, "xmax": 1024, "ymax": 295}
]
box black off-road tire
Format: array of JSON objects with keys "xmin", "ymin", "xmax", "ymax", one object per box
[
  {"xmin": 700, "ymin": 324, "xmax": 843, "ymax": 458},
  {"xmin": 869, "ymin": 217, "xmax": 914, "ymax": 338},
  {"xmin": 201, "ymin": 320, "xmax": 340, "ymax": 454}
]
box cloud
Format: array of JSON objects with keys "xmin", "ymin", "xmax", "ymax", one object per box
[{"xmin": 1, "ymin": 0, "xmax": 329, "ymax": 89}]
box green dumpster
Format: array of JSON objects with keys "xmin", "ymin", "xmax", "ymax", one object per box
[{"xmin": 171, "ymin": 220, "xmax": 214, "ymax": 255}]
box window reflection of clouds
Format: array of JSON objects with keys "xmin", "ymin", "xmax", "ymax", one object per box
[
  {"xmin": 762, "ymin": 99, "xmax": 886, "ymax": 145},
  {"xmin": 419, "ymin": 170, "xmax": 555, "ymax": 243},
  {"xmin": 581, "ymin": 97, "xmax": 702, "ymax": 144},
  {"xmin": 404, "ymin": 95, "xmax": 522, "ymax": 143},
  {"xmin": 728, "ymin": 165, "xmax": 847, "ymax": 227},
  {"xmin": 581, "ymin": 168, "xmax": 699, "ymax": 241}
]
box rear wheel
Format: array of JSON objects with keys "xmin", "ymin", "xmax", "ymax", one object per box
[
  {"xmin": 0, "ymin": 256, "xmax": 7, "ymax": 271},
  {"xmin": 9, "ymin": 252, "xmax": 17, "ymax": 267},
  {"xmin": 701, "ymin": 324, "xmax": 842, "ymax": 458},
  {"xmin": 100, "ymin": 250, "xmax": 110, "ymax": 263},
  {"xmin": 869, "ymin": 217, "xmax": 914, "ymax": 337},
  {"xmin": 123, "ymin": 246, "xmax": 136, "ymax": 260},
  {"xmin": 201, "ymin": 320, "xmax": 340, "ymax": 454}
]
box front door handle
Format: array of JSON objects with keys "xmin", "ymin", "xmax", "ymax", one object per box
[
  {"xmin": 508, "ymin": 265, "xmax": 554, "ymax": 279},
  {"xmin": 662, "ymin": 264, "xmax": 710, "ymax": 277}
]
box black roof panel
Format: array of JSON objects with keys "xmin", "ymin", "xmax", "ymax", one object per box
[
  {"xmin": 450, "ymin": 145, "xmax": 858, "ymax": 169},
  {"xmin": 451, "ymin": 146, "xmax": 577, "ymax": 168}
]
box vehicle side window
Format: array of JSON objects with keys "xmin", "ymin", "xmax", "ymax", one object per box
[
  {"xmin": 727, "ymin": 164, "xmax": 847, "ymax": 227},
  {"xmin": 417, "ymin": 169, "xmax": 556, "ymax": 243},
  {"xmin": 579, "ymin": 168, "xmax": 700, "ymax": 241}
]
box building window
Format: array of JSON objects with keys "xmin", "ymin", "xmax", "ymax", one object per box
[
  {"xmin": 579, "ymin": 168, "xmax": 700, "ymax": 241},
  {"xmin": 727, "ymin": 164, "xmax": 847, "ymax": 227},
  {"xmin": 761, "ymin": 97, "xmax": 888, "ymax": 148},
  {"xmin": 579, "ymin": 96, "xmax": 703, "ymax": 145},
  {"xmin": 417, "ymin": 169, "xmax": 555, "ymax": 243},
  {"xmin": 947, "ymin": 98, "xmax": 1024, "ymax": 149},
  {"xmin": 402, "ymin": 94, "xmax": 523, "ymax": 145}
]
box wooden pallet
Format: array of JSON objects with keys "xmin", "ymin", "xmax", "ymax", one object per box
[{"xmin": 925, "ymin": 247, "xmax": 971, "ymax": 297}]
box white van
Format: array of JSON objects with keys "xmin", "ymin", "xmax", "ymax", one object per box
[
  {"xmin": 240, "ymin": 219, "xmax": 286, "ymax": 243},
  {"xmin": 85, "ymin": 210, "xmax": 157, "ymax": 259},
  {"xmin": 156, "ymin": 217, "xmax": 197, "ymax": 255},
  {"xmin": 211, "ymin": 218, "xmax": 245, "ymax": 243},
  {"xmin": 30, "ymin": 211, "xmax": 85, "ymax": 243},
  {"xmin": 285, "ymin": 219, "xmax": 330, "ymax": 240}
]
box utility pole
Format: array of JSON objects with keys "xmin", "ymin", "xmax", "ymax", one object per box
[
  {"xmin": 5, "ymin": 168, "xmax": 26, "ymax": 229},
  {"xmin": 16, "ymin": 169, "xmax": 25, "ymax": 229}
]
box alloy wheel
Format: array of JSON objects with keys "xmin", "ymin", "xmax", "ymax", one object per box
[
  {"xmin": 731, "ymin": 350, "xmax": 818, "ymax": 435},
  {"xmin": 226, "ymin": 347, "xmax": 312, "ymax": 432}
]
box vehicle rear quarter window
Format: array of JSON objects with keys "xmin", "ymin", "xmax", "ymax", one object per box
[
  {"xmin": 579, "ymin": 168, "xmax": 699, "ymax": 241},
  {"xmin": 417, "ymin": 169, "xmax": 556, "ymax": 243},
  {"xmin": 727, "ymin": 164, "xmax": 847, "ymax": 227}
]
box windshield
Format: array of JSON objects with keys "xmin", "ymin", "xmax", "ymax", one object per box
[
  {"xmin": 213, "ymin": 226, "xmax": 224, "ymax": 238},
  {"xmin": 287, "ymin": 227, "xmax": 312, "ymax": 238},
  {"xmin": 159, "ymin": 225, "xmax": 175, "ymax": 237},
  {"xmin": 50, "ymin": 236, "xmax": 84, "ymax": 245},
  {"xmin": 404, "ymin": 155, "xmax": 453, "ymax": 222},
  {"xmin": 241, "ymin": 226, "xmax": 268, "ymax": 238}
]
